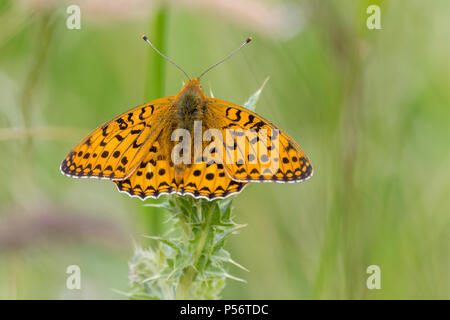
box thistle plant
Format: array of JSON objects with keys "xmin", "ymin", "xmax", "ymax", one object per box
[
  {"xmin": 128, "ymin": 196, "xmax": 247, "ymax": 299},
  {"xmin": 125, "ymin": 80, "xmax": 268, "ymax": 300}
]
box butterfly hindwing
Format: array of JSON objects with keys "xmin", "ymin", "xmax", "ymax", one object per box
[
  {"xmin": 60, "ymin": 97, "xmax": 174, "ymax": 180},
  {"xmin": 180, "ymin": 162, "xmax": 246, "ymax": 199},
  {"xmin": 206, "ymin": 98, "xmax": 313, "ymax": 183},
  {"xmin": 114, "ymin": 154, "xmax": 246, "ymax": 200}
]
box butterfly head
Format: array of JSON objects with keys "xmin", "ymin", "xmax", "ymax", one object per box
[{"xmin": 177, "ymin": 78, "xmax": 206, "ymax": 99}]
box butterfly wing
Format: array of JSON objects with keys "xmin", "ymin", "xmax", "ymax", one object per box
[
  {"xmin": 60, "ymin": 97, "xmax": 175, "ymax": 180},
  {"xmin": 205, "ymin": 98, "xmax": 313, "ymax": 183},
  {"xmin": 114, "ymin": 135, "xmax": 246, "ymax": 200}
]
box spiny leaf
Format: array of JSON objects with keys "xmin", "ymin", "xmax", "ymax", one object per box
[
  {"xmin": 142, "ymin": 235, "xmax": 180, "ymax": 250},
  {"xmin": 243, "ymin": 76, "xmax": 270, "ymax": 111},
  {"xmin": 213, "ymin": 224, "xmax": 247, "ymax": 248}
]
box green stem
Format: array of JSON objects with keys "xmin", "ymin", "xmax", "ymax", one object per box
[
  {"xmin": 20, "ymin": 12, "xmax": 56, "ymax": 155},
  {"xmin": 176, "ymin": 202, "xmax": 215, "ymax": 299},
  {"xmin": 144, "ymin": 5, "xmax": 169, "ymax": 100},
  {"xmin": 141, "ymin": 5, "xmax": 169, "ymax": 235}
]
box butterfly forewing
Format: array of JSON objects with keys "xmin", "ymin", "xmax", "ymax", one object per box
[
  {"xmin": 114, "ymin": 142, "xmax": 246, "ymax": 200},
  {"xmin": 60, "ymin": 97, "xmax": 173, "ymax": 180},
  {"xmin": 206, "ymin": 98, "xmax": 313, "ymax": 183}
]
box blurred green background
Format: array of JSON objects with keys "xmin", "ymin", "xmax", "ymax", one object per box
[{"xmin": 0, "ymin": 0, "xmax": 448, "ymax": 299}]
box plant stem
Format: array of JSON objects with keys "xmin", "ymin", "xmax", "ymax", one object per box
[
  {"xmin": 20, "ymin": 12, "xmax": 56, "ymax": 157},
  {"xmin": 141, "ymin": 5, "xmax": 169, "ymax": 235},
  {"xmin": 176, "ymin": 202, "xmax": 215, "ymax": 299},
  {"xmin": 144, "ymin": 5, "xmax": 169, "ymax": 100}
]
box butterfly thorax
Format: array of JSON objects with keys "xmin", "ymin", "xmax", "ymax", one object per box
[
  {"xmin": 172, "ymin": 78, "xmax": 208, "ymax": 131},
  {"xmin": 168, "ymin": 78, "xmax": 208, "ymax": 183}
]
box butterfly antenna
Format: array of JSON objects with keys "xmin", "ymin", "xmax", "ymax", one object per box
[
  {"xmin": 198, "ymin": 37, "xmax": 252, "ymax": 79},
  {"xmin": 141, "ymin": 35, "xmax": 190, "ymax": 80}
]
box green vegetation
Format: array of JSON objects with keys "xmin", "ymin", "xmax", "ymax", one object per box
[{"xmin": 0, "ymin": 0, "xmax": 448, "ymax": 299}]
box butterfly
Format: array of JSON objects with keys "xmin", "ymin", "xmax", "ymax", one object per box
[{"xmin": 60, "ymin": 35, "xmax": 313, "ymax": 200}]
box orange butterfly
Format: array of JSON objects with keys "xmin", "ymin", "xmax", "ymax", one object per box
[{"xmin": 60, "ymin": 36, "xmax": 313, "ymax": 200}]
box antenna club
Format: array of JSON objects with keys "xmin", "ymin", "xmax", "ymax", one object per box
[
  {"xmin": 141, "ymin": 35, "xmax": 148, "ymax": 41},
  {"xmin": 246, "ymin": 37, "xmax": 253, "ymax": 43}
]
